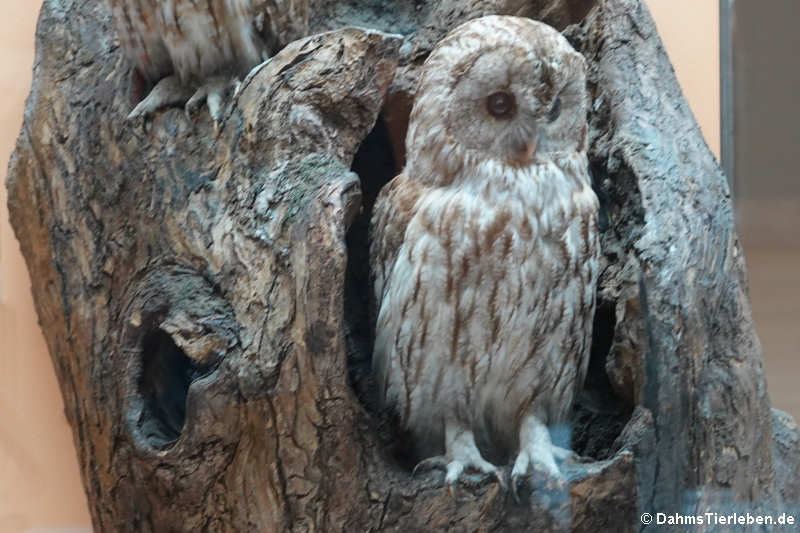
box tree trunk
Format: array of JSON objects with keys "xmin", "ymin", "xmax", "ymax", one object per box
[{"xmin": 6, "ymin": 0, "xmax": 798, "ymax": 531}]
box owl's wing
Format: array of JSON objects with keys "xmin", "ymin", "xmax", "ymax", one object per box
[
  {"xmin": 109, "ymin": 0, "xmax": 172, "ymax": 82},
  {"xmin": 368, "ymin": 173, "xmax": 428, "ymax": 415},
  {"xmin": 154, "ymin": 0, "xmax": 262, "ymax": 82},
  {"xmin": 111, "ymin": 0, "xmax": 309, "ymax": 86},
  {"xmin": 369, "ymin": 174, "xmax": 427, "ymax": 311},
  {"xmin": 159, "ymin": 0, "xmax": 309, "ymax": 82}
]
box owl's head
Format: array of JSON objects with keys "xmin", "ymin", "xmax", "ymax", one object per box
[{"xmin": 406, "ymin": 16, "xmax": 588, "ymax": 179}]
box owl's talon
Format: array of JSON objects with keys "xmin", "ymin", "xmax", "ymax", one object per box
[
  {"xmin": 509, "ymin": 415, "xmax": 578, "ymax": 502},
  {"xmin": 411, "ymin": 425, "xmax": 505, "ymax": 494},
  {"xmin": 184, "ymin": 76, "xmax": 232, "ymax": 130},
  {"xmin": 551, "ymin": 445, "xmax": 582, "ymax": 464},
  {"xmin": 412, "ymin": 456, "xmax": 448, "ymax": 476},
  {"xmin": 231, "ymin": 78, "xmax": 243, "ymax": 99},
  {"xmin": 125, "ymin": 74, "xmax": 235, "ymax": 129},
  {"xmin": 185, "ymin": 89, "xmax": 208, "ymax": 119},
  {"xmin": 511, "ymin": 472, "xmax": 524, "ymax": 504},
  {"xmin": 493, "ymin": 468, "xmax": 508, "ymax": 491},
  {"xmin": 447, "ymin": 481, "xmax": 458, "ymax": 499}
]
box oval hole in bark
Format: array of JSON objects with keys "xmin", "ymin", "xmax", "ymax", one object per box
[
  {"xmin": 120, "ymin": 267, "xmax": 236, "ymax": 451},
  {"xmin": 137, "ymin": 329, "xmax": 210, "ymax": 449}
]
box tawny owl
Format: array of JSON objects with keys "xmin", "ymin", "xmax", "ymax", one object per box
[
  {"xmin": 369, "ymin": 15, "xmax": 599, "ymax": 494},
  {"xmin": 109, "ymin": 0, "xmax": 308, "ymax": 121}
]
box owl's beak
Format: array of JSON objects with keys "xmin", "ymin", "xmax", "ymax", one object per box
[
  {"xmin": 510, "ymin": 138, "xmax": 538, "ymax": 166},
  {"xmin": 521, "ymin": 139, "xmax": 538, "ymax": 160}
]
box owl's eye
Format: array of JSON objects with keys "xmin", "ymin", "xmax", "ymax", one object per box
[
  {"xmin": 486, "ymin": 91, "xmax": 516, "ymax": 119},
  {"xmin": 548, "ymin": 96, "xmax": 562, "ymax": 122}
]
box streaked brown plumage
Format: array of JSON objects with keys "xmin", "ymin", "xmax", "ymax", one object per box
[
  {"xmin": 369, "ymin": 15, "xmax": 599, "ymax": 492},
  {"xmin": 109, "ymin": 0, "xmax": 308, "ymax": 120}
]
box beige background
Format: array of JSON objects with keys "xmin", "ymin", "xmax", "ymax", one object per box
[
  {"xmin": 0, "ymin": 1, "xmax": 778, "ymax": 532},
  {"xmin": 1, "ymin": 3, "xmax": 92, "ymax": 532}
]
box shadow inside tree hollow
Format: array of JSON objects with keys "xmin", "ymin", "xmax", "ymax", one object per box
[
  {"xmin": 137, "ymin": 329, "xmax": 217, "ymax": 450},
  {"xmin": 344, "ymin": 111, "xmax": 634, "ymax": 471},
  {"xmin": 573, "ymin": 298, "xmax": 633, "ymax": 459},
  {"xmin": 138, "ymin": 330, "xmax": 194, "ymax": 447},
  {"xmin": 344, "ymin": 114, "xmax": 399, "ymax": 449}
]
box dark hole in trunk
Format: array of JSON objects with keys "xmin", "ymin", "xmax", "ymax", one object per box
[
  {"xmin": 344, "ymin": 114, "xmax": 415, "ymax": 464},
  {"xmin": 137, "ymin": 329, "xmax": 212, "ymax": 449},
  {"xmin": 571, "ymin": 297, "xmax": 633, "ymax": 459}
]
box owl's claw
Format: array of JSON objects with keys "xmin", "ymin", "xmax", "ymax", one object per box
[
  {"xmin": 413, "ymin": 454, "xmax": 504, "ymax": 496},
  {"xmin": 411, "ymin": 455, "xmax": 459, "ymax": 498},
  {"xmin": 511, "ymin": 415, "xmax": 575, "ymax": 503},
  {"xmin": 412, "ymin": 455, "xmax": 448, "ymax": 476},
  {"xmin": 492, "ymin": 468, "xmax": 509, "ymax": 491},
  {"xmin": 184, "ymin": 76, "xmax": 238, "ymax": 132},
  {"xmin": 412, "ymin": 425, "xmax": 505, "ymax": 494},
  {"xmin": 511, "ymin": 472, "xmax": 523, "ymax": 504},
  {"xmin": 125, "ymin": 74, "xmax": 238, "ymax": 132}
]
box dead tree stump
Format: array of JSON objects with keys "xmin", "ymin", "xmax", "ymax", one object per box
[{"xmin": 6, "ymin": 0, "xmax": 798, "ymax": 531}]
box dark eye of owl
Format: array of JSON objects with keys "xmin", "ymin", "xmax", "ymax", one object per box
[
  {"xmin": 548, "ymin": 96, "xmax": 562, "ymax": 123},
  {"xmin": 486, "ymin": 91, "xmax": 516, "ymax": 119}
]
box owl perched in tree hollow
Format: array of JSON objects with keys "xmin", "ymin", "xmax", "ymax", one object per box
[
  {"xmin": 109, "ymin": 0, "xmax": 308, "ymax": 122},
  {"xmin": 369, "ymin": 16, "xmax": 599, "ymax": 494}
]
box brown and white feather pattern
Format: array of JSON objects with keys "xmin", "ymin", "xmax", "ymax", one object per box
[
  {"xmin": 109, "ymin": 0, "xmax": 309, "ymax": 84},
  {"xmin": 370, "ymin": 16, "xmax": 599, "ymax": 470}
]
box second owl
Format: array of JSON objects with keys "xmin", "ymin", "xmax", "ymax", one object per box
[{"xmin": 109, "ymin": 0, "xmax": 309, "ymax": 122}]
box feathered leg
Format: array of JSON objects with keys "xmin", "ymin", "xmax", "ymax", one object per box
[
  {"xmin": 413, "ymin": 421, "xmax": 505, "ymax": 494},
  {"xmin": 510, "ymin": 414, "xmax": 577, "ymax": 502}
]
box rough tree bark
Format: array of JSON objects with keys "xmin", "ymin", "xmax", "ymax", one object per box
[{"xmin": 6, "ymin": 0, "xmax": 799, "ymax": 531}]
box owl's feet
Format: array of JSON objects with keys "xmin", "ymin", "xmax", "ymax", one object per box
[
  {"xmin": 127, "ymin": 75, "xmax": 239, "ymax": 132},
  {"xmin": 127, "ymin": 75, "xmax": 193, "ymax": 122},
  {"xmin": 413, "ymin": 426, "xmax": 505, "ymax": 495},
  {"xmin": 510, "ymin": 415, "xmax": 576, "ymax": 503},
  {"xmin": 185, "ymin": 76, "xmax": 241, "ymax": 132}
]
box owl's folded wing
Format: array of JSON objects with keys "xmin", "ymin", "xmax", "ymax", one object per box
[
  {"xmin": 368, "ymin": 174, "xmax": 427, "ymax": 310},
  {"xmin": 109, "ymin": 0, "xmax": 173, "ymax": 83}
]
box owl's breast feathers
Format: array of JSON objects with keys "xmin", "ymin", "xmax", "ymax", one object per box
[{"xmin": 370, "ymin": 156, "xmax": 599, "ymax": 456}]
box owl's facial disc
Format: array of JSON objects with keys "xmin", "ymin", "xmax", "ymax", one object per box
[
  {"xmin": 410, "ymin": 28, "xmax": 588, "ymax": 176},
  {"xmin": 443, "ymin": 44, "xmax": 585, "ymax": 167}
]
